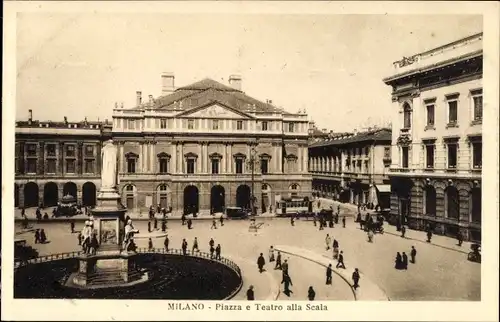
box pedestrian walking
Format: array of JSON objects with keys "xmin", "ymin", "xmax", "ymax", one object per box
[
  {"xmin": 77, "ymin": 231, "xmax": 82, "ymax": 245},
  {"xmin": 367, "ymin": 229, "xmax": 374, "ymax": 243},
  {"xmin": 147, "ymin": 221, "xmax": 152, "ymax": 233},
  {"xmin": 336, "ymin": 251, "xmax": 345, "ymax": 269},
  {"xmin": 211, "ymin": 218, "xmax": 217, "ymax": 229},
  {"xmin": 326, "ymin": 263, "xmax": 333, "ymax": 285},
  {"xmin": 426, "ymin": 229, "xmax": 432, "ymax": 243},
  {"xmin": 275, "ymin": 251, "xmax": 282, "ymax": 270},
  {"xmin": 410, "ymin": 246, "xmax": 417, "ymax": 263},
  {"xmin": 192, "ymin": 237, "xmax": 199, "ymax": 253},
  {"xmin": 187, "ymin": 218, "xmax": 193, "ymax": 229},
  {"xmin": 182, "ymin": 239, "xmax": 188, "ymax": 255},
  {"xmin": 282, "ymin": 259, "xmax": 289, "ymax": 276},
  {"xmin": 209, "ymin": 238, "xmax": 215, "ymax": 249},
  {"xmin": 281, "ymin": 273, "xmax": 293, "ymax": 296},
  {"xmin": 70, "ymin": 221, "xmax": 75, "ymax": 234},
  {"xmin": 164, "ymin": 234, "xmax": 169, "ymax": 251},
  {"xmin": 269, "ymin": 246, "xmax": 275, "ymax": 262},
  {"xmin": 220, "ymin": 215, "xmax": 224, "ymax": 226},
  {"xmin": 307, "ymin": 286, "xmax": 316, "ymax": 300},
  {"xmin": 313, "ymin": 216, "xmax": 317, "ymax": 227},
  {"xmin": 395, "ymin": 252, "xmax": 402, "ymax": 269},
  {"xmin": 154, "ymin": 217, "xmax": 158, "ymax": 230},
  {"xmin": 148, "ymin": 238, "xmax": 153, "ymax": 250},
  {"xmin": 401, "ymin": 225, "xmax": 406, "ymax": 238},
  {"xmin": 215, "ymin": 244, "xmax": 221, "ymax": 260},
  {"xmin": 246, "ymin": 285, "xmax": 255, "ymax": 300},
  {"xmin": 181, "ymin": 213, "xmax": 186, "ymax": 225},
  {"xmin": 342, "ymin": 216, "xmax": 346, "ymax": 228},
  {"xmin": 40, "ymin": 229, "xmax": 47, "ymax": 244},
  {"xmin": 257, "ymin": 253, "xmax": 266, "ymax": 273},
  {"xmin": 290, "ymin": 216, "xmax": 295, "ymax": 226},
  {"xmin": 352, "ymin": 268, "xmax": 360, "ymax": 289},
  {"xmin": 457, "ymin": 231, "xmax": 463, "ymax": 246},
  {"xmin": 325, "ymin": 234, "xmax": 331, "ymax": 250},
  {"xmin": 34, "ymin": 229, "xmax": 40, "ymax": 244},
  {"xmin": 161, "ymin": 219, "xmax": 167, "ymax": 232},
  {"xmin": 402, "ymin": 252, "xmax": 408, "ymax": 270}
]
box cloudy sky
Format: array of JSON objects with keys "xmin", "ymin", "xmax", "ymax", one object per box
[{"xmin": 16, "ymin": 13, "xmax": 482, "ymax": 131}]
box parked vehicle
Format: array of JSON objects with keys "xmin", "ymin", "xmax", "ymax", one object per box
[{"xmin": 226, "ymin": 207, "xmax": 249, "ymax": 219}]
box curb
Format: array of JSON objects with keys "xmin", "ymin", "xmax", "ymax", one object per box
[{"xmin": 383, "ymin": 231, "xmax": 469, "ymax": 255}]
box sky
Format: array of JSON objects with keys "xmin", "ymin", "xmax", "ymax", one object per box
[{"xmin": 16, "ymin": 13, "xmax": 482, "ymax": 132}]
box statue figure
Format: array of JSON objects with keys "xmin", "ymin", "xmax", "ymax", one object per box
[
  {"xmin": 81, "ymin": 220, "xmax": 93, "ymax": 254},
  {"xmin": 101, "ymin": 139, "xmax": 118, "ymax": 190},
  {"xmin": 123, "ymin": 219, "xmax": 139, "ymax": 252}
]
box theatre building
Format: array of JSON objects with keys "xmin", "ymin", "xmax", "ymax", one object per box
[
  {"xmin": 111, "ymin": 74, "xmax": 311, "ymax": 214},
  {"xmin": 309, "ymin": 128, "xmax": 392, "ymax": 210},
  {"xmin": 383, "ymin": 32, "xmax": 482, "ymax": 241},
  {"xmin": 15, "ymin": 111, "xmax": 110, "ymax": 208}
]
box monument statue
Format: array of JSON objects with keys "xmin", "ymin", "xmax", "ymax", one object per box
[
  {"xmin": 123, "ymin": 219, "xmax": 139, "ymax": 252},
  {"xmin": 101, "ymin": 139, "xmax": 118, "ymax": 190}
]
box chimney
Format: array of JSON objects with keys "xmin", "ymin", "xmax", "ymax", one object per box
[
  {"xmin": 228, "ymin": 74, "xmax": 242, "ymax": 91},
  {"xmin": 28, "ymin": 109, "xmax": 33, "ymax": 121},
  {"xmin": 148, "ymin": 95, "xmax": 154, "ymax": 105},
  {"xmin": 161, "ymin": 72, "xmax": 175, "ymax": 96},
  {"xmin": 136, "ymin": 91, "xmax": 142, "ymax": 106},
  {"xmin": 64, "ymin": 116, "xmax": 68, "ymax": 124}
]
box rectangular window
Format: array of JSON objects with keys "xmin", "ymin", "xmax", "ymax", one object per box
[
  {"xmin": 66, "ymin": 145, "xmax": 75, "ymax": 157},
  {"xmin": 212, "ymin": 120, "xmax": 219, "ymax": 130},
  {"xmin": 447, "ymin": 143, "xmax": 457, "ymax": 168},
  {"xmin": 426, "ymin": 104, "xmax": 435, "ymax": 126},
  {"xmin": 66, "ymin": 159, "xmax": 76, "ymax": 173},
  {"xmin": 160, "ymin": 119, "xmax": 167, "ymax": 129},
  {"xmin": 288, "ymin": 123, "xmax": 294, "ymax": 133},
  {"xmin": 357, "ymin": 160, "xmax": 362, "ymax": 172},
  {"xmin": 364, "ymin": 160, "xmax": 369, "ymax": 172},
  {"xmin": 211, "ymin": 159, "xmax": 219, "ymax": 174},
  {"xmin": 84, "ymin": 159, "xmax": 95, "ymax": 173},
  {"xmin": 47, "ymin": 159, "xmax": 56, "ymax": 173},
  {"xmin": 448, "ymin": 100, "xmax": 458, "ymax": 124},
  {"xmin": 159, "ymin": 159, "xmax": 169, "ymax": 173},
  {"xmin": 47, "ymin": 144, "xmax": 56, "ymax": 157},
  {"xmin": 188, "ymin": 119, "xmax": 194, "ymax": 130},
  {"xmin": 27, "ymin": 159, "xmax": 37, "ymax": 173},
  {"xmin": 127, "ymin": 159, "xmax": 136, "ymax": 173},
  {"xmin": 262, "ymin": 121, "xmax": 268, "ymax": 131},
  {"xmin": 425, "ymin": 145, "xmax": 434, "ymax": 168},
  {"xmin": 473, "ymin": 142, "xmax": 482, "ymax": 169},
  {"xmin": 261, "ymin": 159, "xmax": 268, "ymax": 174},
  {"xmin": 27, "ymin": 144, "xmax": 37, "ymax": 156},
  {"xmin": 85, "ymin": 145, "xmax": 94, "ymax": 157},
  {"xmin": 401, "ymin": 146, "xmax": 409, "ymax": 168},
  {"xmin": 128, "ymin": 119, "xmax": 136, "ymax": 130},
  {"xmin": 237, "ymin": 120, "xmax": 243, "ymax": 130},
  {"xmin": 364, "ymin": 147, "xmax": 369, "ymax": 156},
  {"xmin": 187, "ymin": 159, "xmax": 195, "ymax": 174},
  {"xmin": 235, "ymin": 159, "xmax": 243, "ymax": 174},
  {"xmin": 473, "ymin": 95, "xmax": 483, "ymax": 121}
]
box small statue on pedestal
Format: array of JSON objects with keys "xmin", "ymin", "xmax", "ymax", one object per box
[{"xmin": 123, "ymin": 219, "xmax": 139, "ymax": 253}]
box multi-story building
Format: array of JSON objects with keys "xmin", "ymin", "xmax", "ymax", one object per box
[
  {"xmin": 309, "ymin": 128, "xmax": 392, "ymax": 210},
  {"xmin": 111, "ymin": 74, "xmax": 311, "ymax": 214},
  {"xmin": 15, "ymin": 110, "xmax": 111, "ymax": 208},
  {"xmin": 383, "ymin": 32, "xmax": 482, "ymax": 241}
]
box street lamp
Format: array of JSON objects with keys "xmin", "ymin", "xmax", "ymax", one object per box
[{"xmin": 246, "ymin": 144, "xmax": 260, "ymax": 216}]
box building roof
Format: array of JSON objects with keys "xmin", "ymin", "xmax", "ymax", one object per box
[
  {"xmin": 135, "ymin": 78, "xmax": 284, "ymax": 114},
  {"xmin": 309, "ymin": 128, "xmax": 391, "ymax": 148}
]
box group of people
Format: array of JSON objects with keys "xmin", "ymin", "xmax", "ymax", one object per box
[
  {"xmin": 33, "ymin": 229, "xmax": 48, "ymax": 244},
  {"xmin": 395, "ymin": 246, "xmax": 417, "ymax": 270},
  {"xmin": 178, "ymin": 236, "xmax": 222, "ymax": 260}
]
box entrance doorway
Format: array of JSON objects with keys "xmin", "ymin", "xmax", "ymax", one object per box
[
  {"xmin": 210, "ymin": 185, "xmax": 225, "ymax": 214},
  {"xmin": 184, "ymin": 185, "xmax": 199, "ymax": 215},
  {"xmin": 43, "ymin": 182, "xmax": 59, "ymax": 207},
  {"xmin": 23, "ymin": 182, "xmax": 39, "ymax": 208},
  {"xmin": 82, "ymin": 182, "xmax": 97, "ymax": 207},
  {"xmin": 236, "ymin": 185, "xmax": 251, "ymax": 210}
]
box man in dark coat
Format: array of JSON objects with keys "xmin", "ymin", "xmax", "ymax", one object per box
[
  {"xmin": 181, "ymin": 213, "xmax": 186, "ymax": 225},
  {"xmin": 308, "ymin": 286, "xmax": 316, "ymax": 300},
  {"xmin": 336, "ymin": 251, "xmax": 346, "ymax": 269},
  {"xmin": 154, "ymin": 217, "xmax": 158, "ymax": 230},
  {"xmin": 215, "ymin": 244, "xmax": 221, "ymax": 260},
  {"xmin": 220, "ymin": 215, "xmax": 224, "ymax": 226},
  {"xmin": 410, "ymin": 246, "xmax": 417, "ymax": 263},
  {"xmin": 352, "ymin": 268, "xmax": 360, "ymax": 289},
  {"xmin": 147, "ymin": 221, "xmax": 152, "ymax": 233},
  {"xmin": 342, "ymin": 216, "xmax": 346, "ymax": 228},
  {"xmin": 257, "ymin": 253, "xmax": 266, "ymax": 273},
  {"xmin": 426, "ymin": 229, "xmax": 433, "ymax": 243},
  {"xmin": 34, "ymin": 229, "xmax": 40, "ymax": 244},
  {"xmin": 181, "ymin": 239, "xmax": 188, "ymax": 255},
  {"xmin": 70, "ymin": 221, "xmax": 75, "ymax": 234},
  {"xmin": 326, "ymin": 263, "xmax": 333, "ymax": 285},
  {"xmin": 246, "ymin": 285, "xmax": 255, "ymax": 300},
  {"xmin": 161, "ymin": 219, "xmax": 167, "ymax": 232},
  {"xmin": 457, "ymin": 231, "xmax": 463, "ymax": 246},
  {"xmin": 402, "ymin": 252, "xmax": 408, "ymax": 270},
  {"xmin": 282, "ymin": 259, "xmax": 289, "ymax": 276},
  {"xmin": 211, "ymin": 218, "xmax": 217, "ymax": 229},
  {"xmin": 401, "ymin": 225, "xmax": 406, "ymax": 238},
  {"xmin": 164, "ymin": 235, "xmax": 169, "ymax": 251},
  {"xmin": 275, "ymin": 251, "xmax": 282, "ymax": 270},
  {"xmin": 187, "ymin": 219, "xmax": 193, "ymax": 229},
  {"xmin": 281, "ymin": 273, "xmax": 293, "ymax": 295}
]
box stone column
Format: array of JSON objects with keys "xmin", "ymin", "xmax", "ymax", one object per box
[
  {"xmin": 228, "ymin": 143, "xmax": 233, "ymax": 173},
  {"xmin": 171, "ymin": 142, "xmax": 177, "ymax": 174},
  {"xmin": 179, "ymin": 143, "xmax": 184, "ymax": 173},
  {"xmin": 197, "ymin": 144, "xmax": 202, "ymax": 174},
  {"xmin": 77, "ymin": 141, "xmax": 83, "ymax": 175},
  {"xmin": 277, "ymin": 144, "xmax": 282, "ymax": 173},
  {"xmin": 150, "ymin": 142, "xmax": 155, "ymax": 173},
  {"xmin": 38, "ymin": 142, "xmax": 45, "ymax": 175},
  {"xmin": 223, "ymin": 143, "xmax": 228, "ymax": 173},
  {"xmin": 59, "ymin": 142, "xmax": 65, "ymax": 174},
  {"xmin": 297, "ymin": 146, "xmax": 302, "ymax": 173}
]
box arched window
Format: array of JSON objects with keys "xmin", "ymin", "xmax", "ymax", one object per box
[
  {"xmin": 424, "ymin": 186, "xmax": 436, "ymax": 216},
  {"xmin": 403, "ymin": 103, "xmax": 412, "ymax": 129},
  {"xmin": 445, "ymin": 186, "xmax": 459, "ymax": 220}
]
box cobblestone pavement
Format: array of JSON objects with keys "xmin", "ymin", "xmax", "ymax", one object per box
[{"xmin": 14, "ymin": 216, "xmax": 480, "ymax": 301}]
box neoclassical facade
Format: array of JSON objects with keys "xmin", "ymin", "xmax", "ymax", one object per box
[
  {"xmin": 383, "ymin": 32, "xmax": 482, "ymax": 241},
  {"xmin": 309, "ymin": 128, "xmax": 392, "ymax": 209},
  {"xmin": 15, "ymin": 111, "xmax": 111, "ymax": 208},
  {"xmin": 112, "ymin": 75, "xmax": 311, "ymax": 214}
]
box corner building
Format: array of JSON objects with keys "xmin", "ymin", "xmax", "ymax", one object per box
[
  {"xmin": 383, "ymin": 33, "xmax": 482, "ymax": 241},
  {"xmin": 112, "ymin": 75, "xmax": 312, "ymax": 214}
]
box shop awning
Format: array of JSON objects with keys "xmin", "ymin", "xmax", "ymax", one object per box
[{"xmin": 376, "ymin": 184, "xmax": 391, "ymax": 193}]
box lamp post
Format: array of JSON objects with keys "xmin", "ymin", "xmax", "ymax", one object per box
[{"xmin": 246, "ymin": 144, "xmax": 260, "ymax": 216}]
